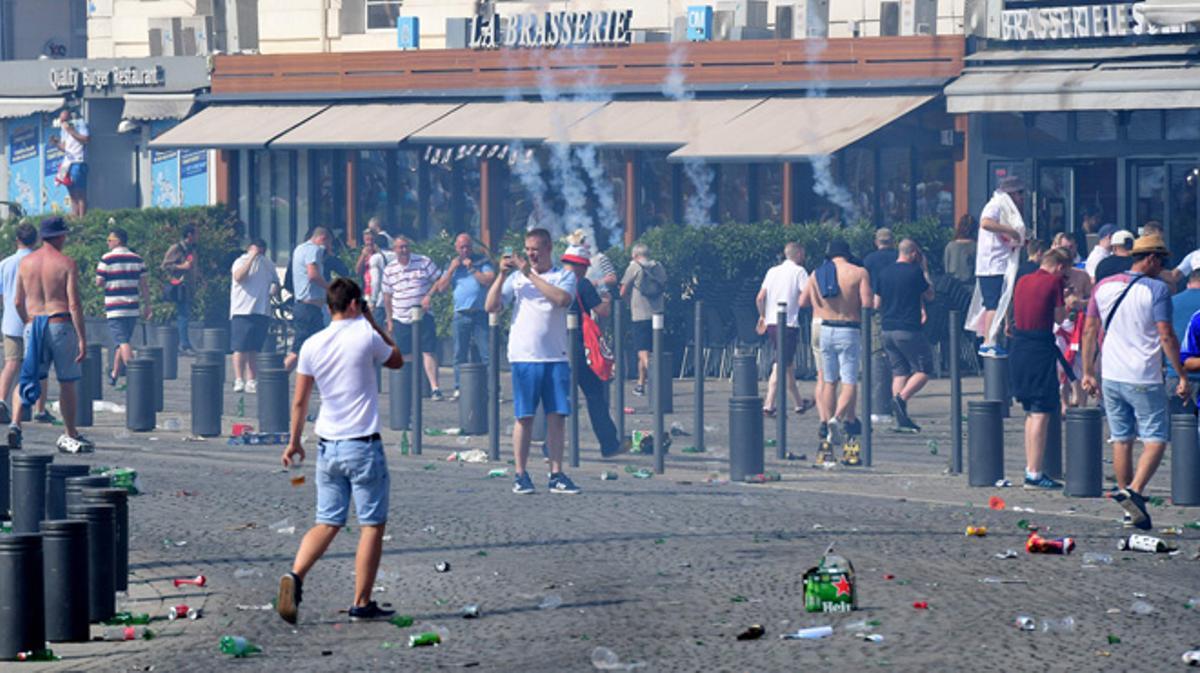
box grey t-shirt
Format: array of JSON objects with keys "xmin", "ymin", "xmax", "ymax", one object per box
[{"xmin": 621, "ymin": 259, "xmax": 666, "ymax": 321}]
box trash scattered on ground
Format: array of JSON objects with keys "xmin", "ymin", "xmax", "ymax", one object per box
[
  {"xmin": 91, "ymin": 400, "xmax": 126, "ymax": 414},
  {"xmin": 730, "ymin": 595, "xmax": 748, "ymax": 603},
  {"xmin": 271, "ymin": 519, "xmax": 295, "ymax": 535},
  {"xmin": 1187, "ymin": 597, "xmax": 1200, "ymax": 610},
  {"xmin": 539, "ymin": 594, "xmax": 563, "ymax": 610},
  {"xmin": 1107, "ymin": 634, "xmax": 1121, "ymax": 644},
  {"xmin": 14, "ymin": 649, "xmax": 57, "ymax": 662},
  {"xmin": 236, "ymin": 604, "xmax": 272, "ymax": 611},
  {"xmin": 173, "ymin": 575, "xmax": 206, "ymax": 588},
  {"xmin": 784, "ymin": 452, "xmax": 807, "ymax": 461},
  {"xmin": 600, "ymin": 471, "xmax": 618, "ymax": 480},
  {"xmin": 1015, "ymin": 615, "xmax": 1036, "ymax": 631},
  {"xmin": 927, "ymin": 439, "xmax": 939, "ymax": 455},
  {"xmin": 681, "ymin": 446, "xmax": 705, "ymax": 454},
  {"xmin": 1081, "ymin": 553, "xmax": 1113, "ymax": 566},
  {"xmin": 424, "ymin": 427, "xmax": 461, "ymax": 436},
  {"xmin": 844, "ymin": 619, "xmax": 880, "ymax": 632},
  {"xmin": 803, "ymin": 545, "xmax": 856, "ymax": 613},
  {"xmin": 989, "ymin": 496, "xmax": 1006, "ymax": 510},
  {"xmin": 980, "ymin": 577, "xmax": 1027, "ymax": 584},
  {"xmin": 1129, "ymin": 600, "xmax": 1155, "ymax": 616},
  {"xmin": 162, "ymin": 538, "xmax": 187, "ymax": 548},
  {"xmin": 486, "ymin": 468, "xmax": 510, "ymax": 478},
  {"xmin": 1016, "ymin": 519, "xmax": 1032, "ymax": 530},
  {"xmin": 447, "ymin": 449, "xmax": 488, "ymax": 463},
  {"xmin": 219, "ymin": 635, "xmax": 261, "ymax": 657},
  {"xmin": 994, "ymin": 479, "xmax": 1011, "ymax": 488},
  {"xmin": 912, "ymin": 601, "xmax": 929, "ymax": 610},
  {"xmin": 1183, "ymin": 650, "xmax": 1200, "ymax": 665},
  {"xmin": 624, "ymin": 466, "xmax": 653, "ymax": 479},
  {"xmin": 669, "ymin": 422, "xmax": 689, "ymax": 436},
  {"xmin": 228, "ymin": 432, "xmax": 289, "ymax": 446},
  {"xmin": 862, "ymin": 633, "xmax": 884, "ymax": 643},
  {"xmin": 1118, "ymin": 534, "xmax": 1173, "ymax": 553},
  {"xmin": 736, "ymin": 625, "xmax": 766, "ymax": 641},
  {"xmin": 1026, "ymin": 533, "xmax": 1075, "ymax": 555},
  {"xmin": 104, "ymin": 612, "xmax": 151, "ymax": 626},
  {"xmin": 591, "ymin": 646, "xmax": 646, "ymax": 670},
  {"xmin": 1160, "ymin": 526, "xmax": 1183, "ymax": 536},
  {"xmin": 746, "ymin": 472, "xmax": 781, "ymax": 484},
  {"xmin": 460, "ymin": 604, "xmax": 480, "ymax": 619},
  {"xmin": 1011, "ymin": 506, "xmax": 1036, "ymax": 513},
  {"xmin": 1040, "ymin": 617, "xmax": 1075, "ymax": 633},
  {"xmin": 389, "ymin": 615, "xmax": 415, "ymax": 628},
  {"xmin": 409, "ymin": 624, "xmax": 450, "ymax": 648},
  {"xmin": 167, "ymin": 605, "xmax": 201, "ymax": 621},
  {"xmin": 779, "ymin": 625, "xmax": 831, "ymax": 640},
  {"xmin": 160, "ymin": 418, "xmax": 182, "ymax": 431},
  {"xmin": 100, "ymin": 626, "xmax": 155, "ymax": 641},
  {"xmin": 622, "ymin": 407, "xmax": 635, "ymax": 415},
  {"xmin": 435, "ymin": 561, "xmax": 451, "ymax": 573},
  {"xmin": 965, "ymin": 526, "xmax": 987, "ymax": 537}
]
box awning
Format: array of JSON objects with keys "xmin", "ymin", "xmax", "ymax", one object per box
[
  {"xmin": 945, "ymin": 64, "xmax": 1200, "ymax": 113},
  {"xmin": 270, "ymin": 103, "xmax": 461, "ymax": 149},
  {"xmin": 1138, "ymin": 0, "xmax": 1200, "ymax": 26},
  {"xmin": 409, "ymin": 101, "xmax": 605, "ymax": 144},
  {"xmin": 668, "ymin": 95, "xmax": 933, "ymax": 162},
  {"xmin": 149, "ymin": 105, "xmax": 328, "ymax": 149},
  {"xmin": 563, "ymin": 99, "xmax": 763, "ymax": 148},
  {"xmin": 0, "ymin": 97, "xmax": 63, "ymax": 120},
  {"xmin": 121, "ymin": 93, "xmax": 195, "ymax": 121}
]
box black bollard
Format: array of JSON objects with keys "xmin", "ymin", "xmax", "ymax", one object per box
[
  {"xmin": 871, "ymin": 352, "xmax": 892, "ymax": 420},
  {"xmin": 255, "ymin": 351, "xmax": 284, "ymax": 373},
  {"xmin": 155, "ymin": 324, "xmax": 179, "ymax": 380},
  {"xmin": 44, "ymin": 464, "xmax": 89, "ymax": 520},
  {"xmin": 125, "ymin": 358, "xmax": 156, "ymax": 432},
  {"xmin": 949, "ymin": 310, "xmax": 963, "ymax": 474},
  {"xmin": 67, "ymin": 503, "xmax": 115, "ymax": 623},
  {"xmin": 10, "ymin": 453, "xmax": 53, "ymax": 533},
  {"xmin": 64, "ymin": 475, "xmax": 110, "ymax": 514},
  {"xmin": 0, "ymin": 534, "xmax": 44, "ymax": 659},
  {"xmin": 202, "ymin": 326, "xmax": 230, "ymax": 354},
  {"xmin": 195, "ymin": 349, "xmax": 225, "ymax": 387},
  {"xmin": 488, "ymin": 312, "xmax": 500, "ymax": 462},
  {"xmin": 861, "ymin": 306, "xmax": 873, "ymax": 467},
  {"xmin": 0, "ymin": 444, "xmax": 8, "ymax": 521},
  {"xmin": 775, "ymin": 304, "xmax": 787, "ymax": 460},
  {"xmin": 652, "ymin": 314, "xmax": 665, "ymax": 474},
  {"xmin": 732, "ymin": 352, "xmax": 758, "ymax": 397},
  {"xmin": 729, "ymin": 396, "xmax": 764, "ymax": 482},
  {"xmin": 412, "ymin": 308, "xmax": 423, "ymax": 456},
  {"xmin": 77, "ymin": 348, "xmax": 98, "ymax": 427},
  {"xmin": 389, "ymin": 366, "xmax": 411, "ymax": 431},
  {"xmin": 1064, "ymin": 406, "xmax": 1103, "ymax": 497},
  {"xmin": 656, "ymin": 350, "xmax": 674, "ymax": 415},
  {"xmin": 612, "ymin": 296, "xmax": 625, "ymax": 446},
  {"xmin": 40, "ymin": 519, "xmax": 89, "ymax": 642},
  {"xmin": 86, "ymin": 343, "xmax": 104, "ymax": 402},
  {"xmin": 137, "ymin": 345, "xmax": 164, "ymax": 413},
  {"xmin": 256, "ymin": 368, "xmax": 290, "ymax": 434},
  {"xmin": 983, "ymin": 354, "xmax": 1011, "ymax": 418},
  {"xmin": 459, "ymin": 363, "xmax": 488, "ymax": 437},
  {"xmin": 1170, "ymin": 413, "xmax": 1200, "ymax": 506},
  {"xmin": 967, "ymin": 400, "xmax": 1004, "ymax": 487},
  {"xmin": 694, "ymin": 300, "xmax": 705, "ymax": 454},
  {"xmin": 80, "ymin": 488, "xmax": 129, "ymax": 592},
  {"xmin": 1043, "ymin": 407, "xmax": 1063, "ymax": 481},
  {"xmin": 191, "ymin": 363, "xmax": 222, "ymax": 437}
]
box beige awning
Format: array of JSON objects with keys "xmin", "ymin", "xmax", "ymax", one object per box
[
  {"xmin": 409, "ymin": 100, "xmax": 606, "ymax": 144},
  {"xmin": 149, "ymin": 105, "xmax": 328, "ymax": 149},
  {"xmin": 270, "ymin": 103, "xmax": 461, "ymax": 149},
  {"xmin": 669, "ymin": 95, "xmax": 933, "ymax": 162},
  {"xmin": 122, "ymin": 93, "xmax": 195, "ymax": 121},
  {"xmin": 0, "ymin": 97, "xmax": 63, "ymax": 119},
  {"xmin": 563, "ymin": 99, "xmax": 764, "ymax": 148},
  {"xmin": 945, "ymin": 64, "xmax": 1200, "ymax": 113}
]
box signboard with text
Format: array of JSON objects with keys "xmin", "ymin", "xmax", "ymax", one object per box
[
  {"xmin": 1001, "ymin": 2, "xmax": 1196, "ymax": 41},
  {"xmin": 470, "ymin": 10, "xmax": 633, "ymax": 49}
]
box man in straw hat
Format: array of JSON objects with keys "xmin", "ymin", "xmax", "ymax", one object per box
[{"xmin": 967, "ymin": 175, "xmax": 1027, "ymax": 357}]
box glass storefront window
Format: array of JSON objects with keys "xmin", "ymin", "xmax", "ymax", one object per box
[
  {"xmin": 1134, "ymin": 164, "xmax": 1166, "ymax": 230},
  {"xmin": 1127, "ymin": 111, "xmax": 1162, "ymax": 141},
  {"xmin": 393, "ymin": 150, "xmax": 420, "ymax": 238},
  {"xmin": 427, "ymin": 158, "xmax": 456, "ymax": 236},
  {"xmin": 755, "ymin": 164, "xmax": 783, "ymax": 224},
  {"xmin": 253, "ymin": 151, "xmax": 270, "ymax": 249},
  {"xmin": 718, "ymin": 163, "xmax": 749, "ymax": 224},
  {"xmin": 841, "ymin": 147, "xmax": 875, "ymax": 225},
  {"xmin": 1030, "ymin": 112, "xmax": 1069, "ymax": 143},
  {"xmin": 460, "ymin": 156, "xmax": 482, "ymax": 238},
  {"xmin": 985, "ymin": 113, "xmax": 1026, "ymax": 146},
  {"xmin": 1076, "ymin": 111, "xmax": 1117, "ymax": 142},
  {"xmin": 680, "ymin": 160, "xmax": 717, "ymax": 226},
  {"xmin": 1166, "ymin": 111, "xmax": 1200, "ymax": 141},
  {"xmin": 356, "ymin": 150, "xmax": 389, "ymax": 240},
  {"xmin": 880, "ymin": 147, "xmax": 911, "ymax": 224},
  {"xmin": 639, "ymin": 154, "xmax": 672, "ymax": 231},
  {"xmin": 1169, "ymin": 163, "xmax": 1200, "ymax": 258},
  {"xmin": 916, "ymin": 151, "xmax": 953, "ymax": 227},
  {"xmin": 271, "ymin": 151, "xmax": 294, "ymax": 260}
]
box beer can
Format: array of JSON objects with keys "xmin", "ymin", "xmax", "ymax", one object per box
[{"xmin": 965, "ymin": 526, "xmax": 988, "ymax": 537}]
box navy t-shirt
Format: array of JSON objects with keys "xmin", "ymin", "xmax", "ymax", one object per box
[
  {"xmin": 878, "ymin": 261, "xmax": 928, "ymax": 332},
  {"xmin": 863, "ymin": 248, "xmax": 899, "ymax": 293}
]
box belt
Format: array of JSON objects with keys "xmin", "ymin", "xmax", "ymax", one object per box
[
  {"xmin": 317, "ymin": 432, "xmax": 382, "ymax": 444},
  {"xmin": 44, "ymin": 312, "xmax": 71, "ymax": 324},
  {"xmin": 822, "ymin": 320, "xmax": 861, "ymax": 329}
]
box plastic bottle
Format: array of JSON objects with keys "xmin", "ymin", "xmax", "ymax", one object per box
[
  {"xmin": 1183, "ymin": 650, "xmax": 1200, "ymax": 665},
  {"xmin": 1040, "ymin": 617, "xmax": 1075, "ymax": 633},
  {"xmin": 1026, "ymin": 533, "xmax": 1075, "ymax": 555},
  {"xmin": 173, "ymin": 575, "xmax": 206, "ymax": 588},
  {"xmin": 389, "ymin": 615, "xmax": 414, "ymax": 628},
  {"xmin": 1081, "ymin": 552, "xmax": 1113, "ymax": 565},
  {"xmin": 1117, "ymin": 534, "xmax": 1169, "ymax": 553},
  {"xmin": 400, "ymin": 431, "xmax": 410, "ymax": 455},
  {"xmin": 102, "ymin": 626, "xmax": 155, "ymax": 641},
  {"xmin": 104, "ymin": 611, "xmax": 152, "ymax": 625},
  {"xmin": 15, "ymin": 649, "xmax": 56, "ymax": 661},
  {"xmin": 1015, "ymin": 615, "xmax": 1036, "ymax": 631},
  {"xmin": 780, "ymin": 625, "xmax": 833, "ymax": 640},
  {"xmin": 843, "ymin": 619, "xmax": 881, "ymax": 632},
  {"xmin": 1130, "ymin": 600, "xmax": 1155, "ymax": 616},
  {"xmin": 219, "ymin": 635, "xmax": 262, "ymax": 657},
  {"xmin": 486, "ymin": 467, "xmax": 509, "ymax": 478},
  {"xmin": 538, "ymin": 594, "xmax": 563, "ymax": 610},
  {"xmin": 409, "ymin": 632, "xmax": 441, "ymax": 647}
]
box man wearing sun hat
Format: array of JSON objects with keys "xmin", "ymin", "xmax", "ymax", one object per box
[{"xmin": 1082, "ymin": 232, "xmax": 1189, "ymax": 531}]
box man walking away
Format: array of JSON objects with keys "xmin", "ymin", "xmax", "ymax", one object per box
[
  {"xmin": 862, "ymin": 228, "xmax": 898, "ymax": 294},
  {"xmin": 382, "ymin": 236, "xmax": 444, "ymax": 400},
  {"xmin": 277, "ymin": 278, "xmax": 404, "ymax": 625},
  {"xmin": 1010, "ymin": 248, "xmax": 1070, "ymax": 490},
  {"xmin": 12, "ymin": 217, "xmax": 91, "ymax": 453},
  {"xmin": 485, "ymin": 228, "xmax": 580, "ymax": 495},
  {"xmin": 95, "ymin": 226, "xmax": 149, "ymax": 387},
  {"xmin": 969, "ymin": 177, "xmax": 1027, "ymax": 357},
  {"xmin": 0, "ymin": 224, "xmax": 46, "ymax": 423},
  {"xmin": 1095, "ymin": 231, "xmax": 1134, "ymax": 283},
  {"xmin": 876, "ymin": 239, "xmax": 935, "ymax": 433},
  {"xmin": 435, "ymin": 234, "xmax": 495, "ymax": 399},
  {"xmin": 230, "ymin": 239, "xmax": 276, "ymax": 393},
  {"xmin": 284, "ymin": 228, "xmax": 329, "ymax": 372},
  {"xmin": 1082, "ymin": 233, "xmax": 1189, "ymax": 530},
  {"xmin": 620, "ymin": 244, "xmax": 666, "ymax": 397},
  {"xmin": 756, "ymin": 242, "xmax": 810, "ymax": 416},
  {"xmin": 161, "ymin": 224, "xmax": 199, "ymax": 354}
]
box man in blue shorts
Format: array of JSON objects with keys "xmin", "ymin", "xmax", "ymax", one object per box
[{"xmin": 486, "ymin": 228, "xmax": 580, "ymax": 495}]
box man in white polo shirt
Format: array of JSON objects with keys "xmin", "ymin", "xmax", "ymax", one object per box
[
  {"xmin": 756, "ymin": 242, "xmax": 809, "ymax": 416},
  {"xmin": 382, "ymin": 236, "xmax": 444, "ymax": 401}
]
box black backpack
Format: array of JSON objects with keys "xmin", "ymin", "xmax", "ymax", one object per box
[{"xmin": 636, "ymin": 262, "xmax": 665, "ymax": 299}]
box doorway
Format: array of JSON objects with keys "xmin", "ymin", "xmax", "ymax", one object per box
[{"xmin": 1033, "ymin": 160, "xmax": 1116, "ymax": 244}]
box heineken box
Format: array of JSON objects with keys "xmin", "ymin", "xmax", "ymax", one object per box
[{"xmin": 802, "ymin": 550, "xmax": 857, "ymax": 613}]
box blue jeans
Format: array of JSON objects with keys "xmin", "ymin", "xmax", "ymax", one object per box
[
  {"xmin": 577, "ymin": 358, "xmax": 620, "ymax": 455},
  {"xmin": 315, "ymin": 436, "xmax": 390, "ymax": 526},
  {"xmin": 452, "ymin": 311, "xmax": 489, "ymax": 389},
  {"xmin": 173, "ymin": 296, "xmax": 193, "ymax": 349},
  {"xmin": 1101, "ymin": 380, "xmax": 1168, "ymax": 443}
]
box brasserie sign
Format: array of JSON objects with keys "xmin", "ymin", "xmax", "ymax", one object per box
[
  {"xmin": 470, "ymin": 10, "xmax": 634, "ymax": 49},
  {"xmin": 1002, "ymin": 2, "xmax": 1195, "ymax": 40}
]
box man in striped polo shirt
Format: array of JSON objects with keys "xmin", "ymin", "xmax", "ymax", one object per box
[
  {"xmin": 382, "ymin": 236, "xmax": 444, "ymax": 401},
  {"xmin": 95, "ymin": 227, "xmax": 149, "ymax": 386}
]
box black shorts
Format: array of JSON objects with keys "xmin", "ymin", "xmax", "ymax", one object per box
[
  {"xmin": 1010, "ymin": 333, "xmax": 1059, "ymax": 414},
  {"xmin": 231, "ymin": 314, "xmax": 269, "ymax": 353},
  {"xmin": 291, "ymin": 302, "xmax": 325, "ymax": 354},
  {"xmin": 766, "ymin": 325, "xmax": 799, "ymax": 366},
  {"xmin": 881, "ymin": 330, "xmax": 933, "ymax": 377},
  {"xmin": 632, "ymin": 319, "xmax": 653, "ymax": 352},
  {"xmin": 977, "ymin": 275, "xmax": 1004, "ymax": 310},
  {"xmin": 393, "ymin": 314, "xmax": 437, "ymax": 354}
]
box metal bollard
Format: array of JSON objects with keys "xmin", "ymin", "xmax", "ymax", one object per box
[
  {"xmin": 67, "ymin": 503, "xmax": 115, "ymax": 624},
  {"xmin": 0, "ymin": 444, "xmax": 7, "ymax": 520},
  {"xmin": 44, "ymin": 464, "xmax": 89, "ymax": 520},
  {"xmin": 202, "ymin": 326, "xmax": 230, "ymax": 354},
  {"xmin": 694, "ymin": 300, "xmax": 705, "ymax": 454},
  {"xmin": 567, "ymin": 314, "xmax": 580, "ymax": 468},
  {"xmin": 732, "ymin": 353, "xmax": 758, "ymax": 398},
  {"xmin": 77, "ymin": 348, "xmax": 98, "ymax": 427},
  {"xmin": 80, "ymin": 488, "xmax": 129, "ymax": 592},
  {"xmin": 458, "ymin": 363, "xmax": 488, "ymax": 436},
  {"xmin": 40, "ymin": 519, "xmax": 89, "ymax": 642},
  {"xmin": 871, "ymin": 352, "xmax": 892, "ymax": 419},
  {"xmin": 775, "ymin": 304, "xmax": 787, "ymax": 460},
  {"xmin": 1170, "ymin": 413, "xmax": 1200, "ymax": 506},
  {"xmin": 10, "ymin": 453, "xmax": 53, "ymax": 533},
  {"xmin": 983, "ymin": 354, "xmax": 1011, "ymax": 418},
  {"xmin": 1064, "ymin": 407, "xmax": 1103, "ymax": 497},
  {"xmin": 613, "ymin": 296, "xmax": 625, "ymax": 445},
  {"xmin": 138, "ymin": 345, "xmax": 164, "ymax": 413},
  {"xmin": 256, "ymin": 368, "xmax": 290, "ymax": 434},
  {"xmin": 652, "ymin": 313, "xmax": 665, "ymax": 474},
  {"xmin": 125, "ymin": 358, "xmax": 156, "ymax": 432},
  {"xmin": 488, "ymin": 312, "xmax": 500, "ymax": 462},
  {"xmin": 948, "ymin": 310, "xmax": 963, "ymax": 474},
  {"xmin": 85, "ymin": 343, "xmax": 103, "ymax": 402},
  {"xmin": 729, "ymin": 396, "xmax": 764, "ymax": 482},
  {"xmin": 1043, "ymin": 407, "xmax": 1063, "ymax": 481},
  {"xmin": 0, "ymin": 534, "xmax": 44, "ymax": 659},
  {"xmin": 861, "ymin": 306, "xmax": 873, "ymax": 467},
  {"xmin": 65, "ymin": 475, "xmax": 110, "ymax": 514},
  {"xmin": 195, "ymin": 349, "xmax": 225, "ymax": 387},
  {"xmin": 389, "ymin": 365, "xmax": 411, "ymax": 431},
  {"xmin": 191, "ymin": 363, "xmax": 222, "ymax": 437},
  {"xmin": 155, "ymin": 324, "xmax": 179, "ymax": 380},
  {"xmin": 255, "ymin": 351, "xmax": 284, "ymax": 372},
  {"xmin": 657, "ymin": 351, "xmax": 674, "ymax": 414},
  {"xmin": 967, "ymin": 400, "xmax": 1004, "ymax": 486},
  {"xmin": 412, "ymin": 308, "xmax": 423, "ymax": 456}
]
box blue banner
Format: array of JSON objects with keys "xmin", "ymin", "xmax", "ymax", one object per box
[
  {"xmin": 7, "ymin": 121, "xmax": 40, "ymax": 215},
  {"xmin": 179, "ymin": 149, "xmax": 207, "ymax": 206},
  {"xmin": 151, "ymin": 143, "xmax": 181, "ymax": 208}
]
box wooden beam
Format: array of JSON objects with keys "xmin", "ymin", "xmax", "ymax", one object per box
[
  {"xmin": 214, "ymin": 150, "xmax": 230, "ymax": 206},
  {"xmin": 624, "ymin": 153, "xmax": 637, "ymax": 247},
  {"xmin": 953, "ymin": 114, "xmax": 969, "ymax": 228},
  {"xmin": 479, "ymin": 159, "xmax": 492, "ymax": 249},
  {"xmin": 782, "ymin": 162, "xmax": 793, "ymax": 225},
  {"xmin": 345, "ymin": 151, "xmax": 357, "ymax": 248}
]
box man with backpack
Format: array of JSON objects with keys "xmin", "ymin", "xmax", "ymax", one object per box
[{"xmin": 619, "ymin": 244, "xmax": 667, "ymax": 397}]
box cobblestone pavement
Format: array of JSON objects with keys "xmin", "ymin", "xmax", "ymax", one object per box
[{"xmin": 15, "ymin": 360, "xmax": 1200, "ymax": 671}]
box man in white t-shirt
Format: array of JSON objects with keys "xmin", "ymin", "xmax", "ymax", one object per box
[
  {"xmin": 277, "ymin": 277, "xmax": 404, "ymax": 625},
  {"xmin": 974, "ymin": 176, "xmax": 1026, "ymax": 355},
  {"xmin": 50, "ymin": 109, "xmax": 89, "ymax": 217},
  {"xmin": 1084, "ymin": 224, "xmax": 1117, "ymax": 279},
  {"xmin": 755, "ymin": 242, "xmax": 810, "ymax": 416},
  {"xmin": 229, "ymin": 239, "xmax": 277, "ymax": 393},
  {"xmin": 354, "ymin": 229, "xmax": 395, "ymax": 326},
  {"xmin": 485, "ymin": 228, "xmax": 580, "ymax": 495}
]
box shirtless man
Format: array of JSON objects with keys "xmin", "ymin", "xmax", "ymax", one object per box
[
  {"xmin": 800, "ymin": 238, "xmax": 873, "ymax": 448},
  {"xmin": 11, "ymin": 217, "xmax": 92, "ymax": 453}
]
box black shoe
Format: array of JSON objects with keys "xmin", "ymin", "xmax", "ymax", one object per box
[
  {"xmin": 277, "ymin": 572, "xmax": 302, "ymax": 624},
  {"xmin": 1117, "ymin": 489, "xmax": 1152, "ymax": 530},
  {"xmin": 843, "ymin": 418, "xmax": 862, "ymax": 437},
  {"xmin": 632, "ymin": 384, "xmax": 645, "ymax": 397},
  {"xmin": 348, "ymin": 601, "xmax": 395, "ymax": 622},
  {"xmin": 7, "ymin": 425, "xmax": 21, "ymax": 450},
  {"xmin": 892, "ymin": 395, "xmax": 906, "ymax": 418},
  {"xmin": 33, "ymin": 410, "xmax": 55, "ymax": 424}
]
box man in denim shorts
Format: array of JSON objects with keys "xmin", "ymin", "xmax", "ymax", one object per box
[
  {"xmin": 277, "ymin": 278, "xmax": 404, "ymax": 624},
  {"xmin": 1083, "ymin": 233, "xmax": 1189, "ymax": 530}
]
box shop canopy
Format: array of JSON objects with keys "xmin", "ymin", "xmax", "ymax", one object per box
[
  {"xmin": 148, "ymin": 105, "xmax": 327, "ymax": 149},
  {"xmin": 409, "ymin": 100, "xmax": 605, "ymax": 144},
  {"xmin": 121, "ymin": 93, "xmax": 196, "ymax": 121},
  {"xmin": 667, "ymin": 95, "xmax": 933, "ymax": 162},
  {"xmin": 0, "ymin": 97, "xmax": 64, "ymax": 119},
  {"xmin": 1138, "ymin": 0, "xmax": 1200, "ymax": 26},
  {"xmin": 270, "ymin": 103, "xmax": 461, "ymax": 149},
  {"xmin": 562, "ymin": 99, "xmax": 764, "ymax": 148}
]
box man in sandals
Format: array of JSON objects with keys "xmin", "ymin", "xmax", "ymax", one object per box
[
  {"xmin": 756, "ymin": 242, "xmax": 811, "ymax": 417},
  {"xmin": 277, "ymin": 278, "xmax": 404, "ymax": 624}
]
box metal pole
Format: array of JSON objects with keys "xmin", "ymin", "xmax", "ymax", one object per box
[
  {"xmin": 861, "ymin": 306, "xmax": 873, "ymax": 467},
  {"xmin": 412, "ymin": 307, "xmax": 423, "ymax": 456},
  {"xmin": 567, "ymin": 313, "xmax": 580, "ymax": 468},
  {"xmin": 488, "ymin": 312, "xmax": 500, "ymax": 462},
  {"xmin": 694, "ymin": 300, "xmax": 704, "ymax": 453},
  {"xmin": 652, "ymin": 312, "xmax": 665, "ymax": 474},
  {"xmin": 613, "ymin": 296, "xmax": 625, "ymax": 446},
  {"xmin": 775, "ymin": 303, "xmax": 787, "ymax": 460},
  {"xmin": 949, "ymin": 309, "xmax": 963, "ymax": 474}
]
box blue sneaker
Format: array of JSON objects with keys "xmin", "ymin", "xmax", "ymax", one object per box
[
  {"xmin": 978, "ymin": 344, "xmax": 1008, "ymax": 358},
  {"xmin": 548, "ymin": 472, "xmax": 581, "ymax": 494},
  {"xmin": 512, "ymin": 471, "xmax": 535, "ymax": 495},
  {"xmin": 348, "ymin": 601, "xmax": 395, "ymax": 622},
  {"xmin": 1023, "ymin": 474, "xmax": 1063, "ymax": 490}
]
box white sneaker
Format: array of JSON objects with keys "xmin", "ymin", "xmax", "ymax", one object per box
[
  {"xmin": 56, "ymin": 433, "xmax": 94, "ymax": 454},
  {"xmin": 245, "ymin": 379, "xmax": 258, "ymax": 394},
  {"xmin": 233, "ymin": 378, "xmax": 245, "ymax": 392}
]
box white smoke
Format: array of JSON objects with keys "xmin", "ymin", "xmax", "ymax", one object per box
[
  {"xmin": 803, "ymin": 32, "xmax": 859, "ymax": 223},
  {"xmin": 662, "ymin": 42, "xmax": 716, "ymax": 227}
]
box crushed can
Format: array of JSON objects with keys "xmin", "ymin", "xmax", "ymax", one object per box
[{"xmin": 802, "ymin": 545, "xmax": 856, "ymax": 613}]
